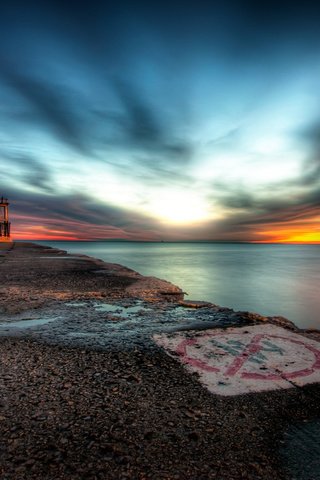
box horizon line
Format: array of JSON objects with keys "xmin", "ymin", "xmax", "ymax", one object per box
[{"xmin": 13, "ymin": 239, "xmax": 320, "ymax": 245}]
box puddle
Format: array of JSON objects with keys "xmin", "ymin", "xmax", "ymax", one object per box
[
  {"xmin": 93, "ymin": 302, "xmax": 152, "ymax": 318},
  {"xmin": 171, "ymin": 306, "xmax": 195, "ymax": 316},
  {"xmin": 0, "ymin": 299, "xmax": 247, "ymax": 349},
  {"xmin": 0, "ymin": 317, "xmax": 60, "ymax": 329},
  {"xmin": 67, "ymin": 302, "xmax": 88, "ymax": 307}
]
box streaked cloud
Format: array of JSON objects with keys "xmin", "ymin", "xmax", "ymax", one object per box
[{"xmin": 0, "ymin": 1, "xmax": 319, "ymax": 242}]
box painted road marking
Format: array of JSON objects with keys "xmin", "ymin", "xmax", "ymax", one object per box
[{"xmin": 154, "ymin": 325, "xmax": 320, "ymax": 396}]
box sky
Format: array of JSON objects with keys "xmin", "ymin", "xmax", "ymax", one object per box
[{"xmin": 1, "ymin": 0, "xmax": 320, "ymax": 242}]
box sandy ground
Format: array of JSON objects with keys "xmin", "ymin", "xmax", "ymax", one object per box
[{"xmin": 1, "ymin": 242, "xmax": 320, "ymax": 479}]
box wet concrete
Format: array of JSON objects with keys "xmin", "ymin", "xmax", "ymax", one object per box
[
  {"xmin": 0, "ymin": 316, "xmax": 60, "ymax": 329},
  {"xmin": 0, "ymin": 299, "xmax": 259, "ymax": 350}
]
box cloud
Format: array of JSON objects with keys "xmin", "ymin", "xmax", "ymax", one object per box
[
  {"xmin": 112, "ymin": 79, "xmax": 193, "ymax": 166},
  {"xmin": 0, "ymin": 64, "xmax": 91, "ymax": 155},
  {"xmin": 204, "ymin": 112, "xmax": 320, "ymax": 238},
  {"xmin": 4, "ymin": 186, "xmax": 163, "ymax": 240},
  {"xmin": 0, "ymin": 150, "xmax": 54, "ymax": 192},
  {"xmin": 0, "ymin": 63, "xmax": 194, "ymax": 188},
  {"xmin": 298, "ymin": 120, "xmax": 320, "ymax": 186},
  {"xmin": 0, "ymin": 0, "xmax": 320, "ymax": 242}
]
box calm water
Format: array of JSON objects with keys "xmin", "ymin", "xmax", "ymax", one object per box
[{"xmin": 37, "ymin": 242, "xmax": 320, "ymax": 329}]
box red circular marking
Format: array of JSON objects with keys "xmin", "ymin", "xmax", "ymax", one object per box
[
  {"xmin": 242, "ymin": 335, "xmax": 320, "ymax": 380},
  {"xmin": 174, "ymin": 332, "xmax": 320, "ymax": 381},
  {"xmin": 175, "ymin": 337, "xmax": 219, "ymax": 372}
]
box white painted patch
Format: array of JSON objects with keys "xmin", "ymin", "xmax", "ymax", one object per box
[{"xmin": 154, "ymin": 325, "xmax": 320, "ymax": 396}]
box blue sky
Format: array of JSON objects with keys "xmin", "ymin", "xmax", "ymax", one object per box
[{"xmin": 1, "ymin": 0, "xmax": 320, "ymax": 241}]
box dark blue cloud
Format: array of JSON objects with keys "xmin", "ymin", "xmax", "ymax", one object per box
[{"xmin": 1, "ymin": 67, "xmax": 90, "ymax": 155}]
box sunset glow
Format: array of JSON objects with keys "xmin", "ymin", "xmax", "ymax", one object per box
[
  {"xmin": 1, "ymin": 1, "xmax": 320, "ymax": 243},
  {"xmin": 147, "ymin": 191, "xmax": 212, "ymax": 225}
]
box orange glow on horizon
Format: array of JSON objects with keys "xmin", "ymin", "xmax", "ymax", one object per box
[
  {"xmin": 253, "ymin": 216, "xmax": 320, "ymax": 244},
  {"xmin": 10, "ymin": 220, "xmax": 158, "ymax": 242},
  {"xmin": 9, "ymin": 213, "xmax": 320, "ymax": 243},
  {"xmin": 13, "ymin": 231, "xmax": 81, "ymax": 241},
  {"xmin": 13, "ymin": 230, "xmax": 320, "ymax": 243}
]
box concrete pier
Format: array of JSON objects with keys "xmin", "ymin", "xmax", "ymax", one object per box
[{"xmin": 0, "ymin": 242, "xmax": 320, "ymax": 479}]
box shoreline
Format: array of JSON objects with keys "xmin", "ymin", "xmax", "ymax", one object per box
[
  {"xmin": 1, "ymin": 242, "xmax": 314, "ymax": 349},
  {"xmin": 0, "ymin": 242, "xmax": 185, "ymax": 315},
  {"xmin": 32, "ymin": 239, "xmax": 320, "ymax": 331},
  {"xmin": 1, "ymin": 242, "xmax": 320, "ymax": 479}
]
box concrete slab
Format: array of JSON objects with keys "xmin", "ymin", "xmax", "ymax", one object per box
[{"xmin": 154, "ymin": 324, "xmax": 320, "ymax": 396}]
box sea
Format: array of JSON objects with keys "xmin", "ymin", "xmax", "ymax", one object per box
[{"xmin": 37, "ymin": 241, "xmax": 320, "ymax": 330}]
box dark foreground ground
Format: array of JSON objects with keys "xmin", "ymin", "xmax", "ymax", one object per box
[{"xmin": 1, "ymin": 242, "xmax": 320, "ymax": 480}]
